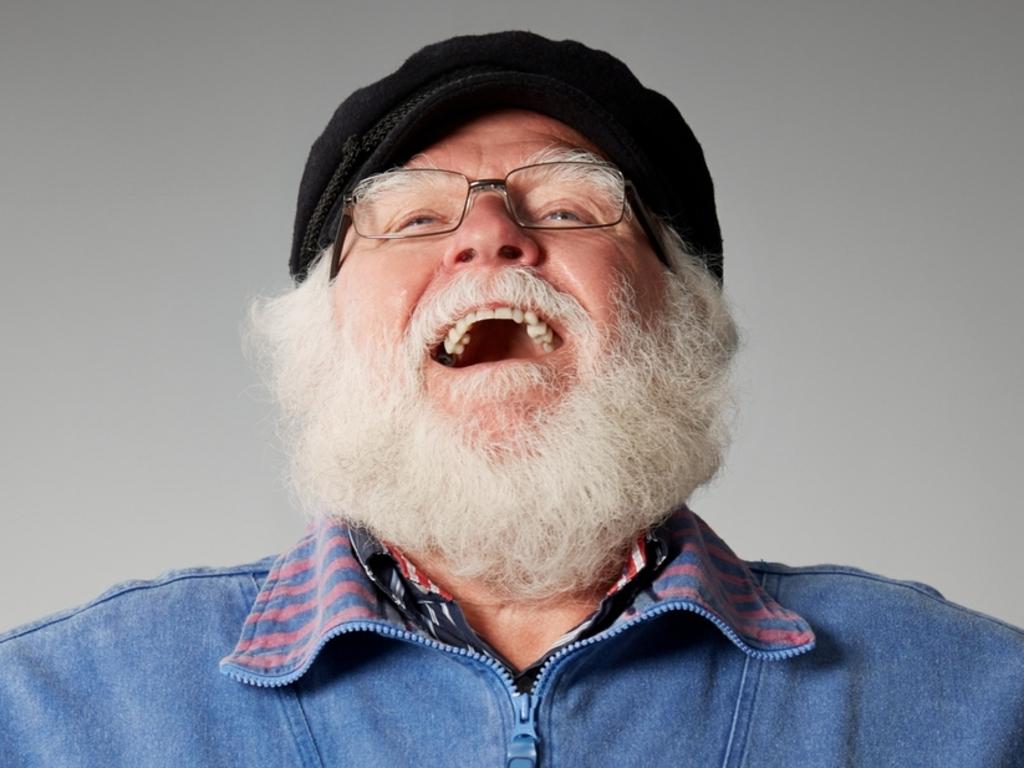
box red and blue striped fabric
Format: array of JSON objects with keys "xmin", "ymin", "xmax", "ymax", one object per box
[
  {"xmin": 626, "ymin": 512, "xmax": 816, "ymax": 651},
  {"xmin": 220, "ymin": 508, "xmax": 814, "ymax": 684}
]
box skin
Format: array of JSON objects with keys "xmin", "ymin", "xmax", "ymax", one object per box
[{"xmin": 332, "ymin": 108, "xmax": 668, "ymax": 669}]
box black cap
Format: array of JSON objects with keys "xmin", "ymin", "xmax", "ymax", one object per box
[{"xmin": 291, "ymin": 31, "xmax": 722, "ymax": 282}]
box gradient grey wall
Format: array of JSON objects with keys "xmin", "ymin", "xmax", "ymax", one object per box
[{"xmin": 2, "ymin": 0, "xmax": 1021, "ymax": 632}]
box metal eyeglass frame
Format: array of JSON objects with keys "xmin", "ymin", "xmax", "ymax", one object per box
[{"xmin": 328, "ymin": 163, "xmax": 668, "ymax": 280}]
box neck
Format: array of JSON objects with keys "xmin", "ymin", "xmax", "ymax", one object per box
[{"xmin": 408, "ymin": 551, "xmax": 609, "ymax": 671}]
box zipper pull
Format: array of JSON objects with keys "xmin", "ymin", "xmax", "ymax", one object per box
[{"xmin": 507, "ymin": 692, "xmax": 539, "ymax": 768}]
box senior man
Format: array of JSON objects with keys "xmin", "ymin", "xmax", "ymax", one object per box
[{"xmin": 2, "ymin": 31, "xmax": 1023, "ymax": 768}]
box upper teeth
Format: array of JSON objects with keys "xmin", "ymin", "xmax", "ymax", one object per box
[{"xmin": 442, "ymin": 306, "xmax": 555, "ymax": 357}]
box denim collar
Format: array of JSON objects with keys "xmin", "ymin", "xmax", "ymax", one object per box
[{"xmin": 220, "ymin": 507, "xmax": 815, "ymax": 687}]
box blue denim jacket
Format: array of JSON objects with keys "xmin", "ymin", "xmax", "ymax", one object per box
[{"xmin": 2, "ymin": 508, "xmax": 1022, "ymax": 767}]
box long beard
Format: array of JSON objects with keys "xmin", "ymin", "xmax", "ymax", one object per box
[{"xmin": 250, "ymin": 251, "xmax": 736, "ymax": 601}]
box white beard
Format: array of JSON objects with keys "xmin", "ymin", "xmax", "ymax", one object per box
[{"xmin": 250, "ymin": 246, "xmax": 737, "ymax": 601}]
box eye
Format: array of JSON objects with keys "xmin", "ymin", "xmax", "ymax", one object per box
[
  {"xmin": 400, "ymin": 214, "xmax": 437, "ymax": 229},
  {"xmin": 390, "ymin": 209, "xmax": 447, "ymax": 233},
  {"xmin": 542, "ymin": 209, "xmax": 584, "ymax": 222},
  {"xmin": 530, "ymin": 203, "xmax": 598, "ymax": 227},
  {"xmin": 515, "ymin": 193, "xmax": 593, "ymax": 226}
]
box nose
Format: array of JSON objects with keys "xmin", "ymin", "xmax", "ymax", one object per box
[{"xmin": 441, "ymin": 188, "xmax": 542, "ymax": 270}]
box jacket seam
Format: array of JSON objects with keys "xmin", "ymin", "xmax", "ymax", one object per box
[
  {"xmin": 282, "ymin": 684, "xmax": 326, "ymax": 768},
  {"xmin": 751, "ymin": 565, "xmax": 1024, "ymax": 638},
  {"xmin": 0, "ymin": 565, "xmax": 273, "ymax": 644},
  {"xmin": 730, "ymin": 569, "xmax": 774, "ymax": 768},
  {"xmin": 750, "ymin": 562, "xmax": 940, "ymax": 584},
  {"xmin": 720, "ymin": 653, "xmax": 751, "ymax": 767},
  {"xmin": 735, "ymin": 655, "xmax": 764, "ymax": 768}
]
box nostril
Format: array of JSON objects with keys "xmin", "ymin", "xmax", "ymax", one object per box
[
  {"xmin": 456, "ymin": 249, "xmax": 476, "ymax": 263},
  {"xmin": 498, "ymin": 245, "xmax": 522, "ymax": 260}
]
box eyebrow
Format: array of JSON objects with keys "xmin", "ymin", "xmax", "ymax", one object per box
[
  {"xmin": 402, "ymin": 144, "xmax": 607, "ymax": 172},
  {"xmin": 520, "ymin": 145, "xmax": 607, "ymax": 166}
]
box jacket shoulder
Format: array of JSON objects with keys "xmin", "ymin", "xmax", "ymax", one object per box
[
  {"xmin": 0, "ymin": 557, "xmax": 289, "ymax": 767},
  {"xmin": 744, "ymin": 562, "xmax": 1024, "ymax": 763},
  {"xmin": 0, "ymin": 557, "xmax": 275, "ymax": 648},
  {"xmin": 751, "ymin": 560, "xmax": 1024, "ymax": 648}
]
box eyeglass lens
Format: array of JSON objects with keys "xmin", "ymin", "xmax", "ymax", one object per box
[{"xmin": 350, "ymin": 162, "xmax": 625, "ymax": 239}]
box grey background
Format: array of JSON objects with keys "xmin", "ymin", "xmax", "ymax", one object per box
[{"xmin": 2, "ymin": 0, "xmax": 1021, "ymax": 632}]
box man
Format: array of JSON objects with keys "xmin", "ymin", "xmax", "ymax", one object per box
[{"xmin": 1, "ymin": 31, "xmax": 1022, "ymax": 767}]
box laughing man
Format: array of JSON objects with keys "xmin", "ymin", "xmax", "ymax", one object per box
[{"xmin": 2, "ymin": 31, "xmax": 1022, "ymax": 768}]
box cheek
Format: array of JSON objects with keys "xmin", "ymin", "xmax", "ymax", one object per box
[
  {"xmin": 331, "ymin": 249, "xmax": 433, "ymax": 345},
  {"xmin": 547, "ymin": 233, "xmax": 666, "ymax": 328},
  {"xmin": 626, "ymin": 254, "xmax": 669, "ymax": 326}
]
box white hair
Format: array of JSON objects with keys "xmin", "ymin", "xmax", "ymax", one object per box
[{"xmin": 249, "ymin": 227, "xmax": 737, "ymax": 601}]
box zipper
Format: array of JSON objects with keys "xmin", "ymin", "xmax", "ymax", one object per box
[
  {"xmin": 223, "ymin": 621, "xmax": 540, "ymax": 765},
  {"xmin": 507, "ymin": 691, "xmax": 539, "ymax": 768},
  {"xmin": 223, "ymin": 601, "xmax": 813, "ymax": 766},
  {"xmin": 524, "ymin": 598, "xmax": 814, "ymax": 705}
]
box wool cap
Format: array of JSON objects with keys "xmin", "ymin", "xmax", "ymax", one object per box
[{"xmin": 291, "ymin": 30, "xmax": 722, "ymax": 282}]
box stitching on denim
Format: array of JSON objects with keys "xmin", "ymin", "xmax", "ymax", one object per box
[
  {"xmin": 733, "ymin": 570, "xmax": 774, "ymax": 767},
  {"xmin": 751, "ymin": 561, "xmax": 947, "ymax": 598},
  {"xmin": 0, "ymin": 564, "xmax": 274, "ymax": 644},
  {"xmin": 752, "ymin": 564, "xmax": 1024, "ymax": 638},
  {"xmin": 905, "ymin": 594, "xmax": 1024, "ymax": 638},
  {"xmin": 284, "ymin": 684, "xmax": 326, "ymax": 768},
  {"xmin": 270, "ymin": 681, "xmax": 325, "ymax": 768},
  {"xmin": 721, "ymin": 653, "xmax": 751, "ymax": 767},
  {"xmin": 736, "ymin": 655, "xmax": 764, "ymax": 768}
]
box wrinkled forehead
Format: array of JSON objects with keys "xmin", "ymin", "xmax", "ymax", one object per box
[{"xmin": 398, "ymin": 108, "xmax": 608, "ymax": 175}]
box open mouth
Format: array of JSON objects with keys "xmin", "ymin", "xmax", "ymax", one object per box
[{"xmin": 432, "ymin": 306, "xmax": 562, "ymax": 368}]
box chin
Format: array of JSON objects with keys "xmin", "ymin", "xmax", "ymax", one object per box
[
  {"xmin": 427, "ymin": 362, "xmax": 575, "ymax": 453},
  {"xmin": 427, "ymin": 355, "xmax": 573, "ymax": 409}
]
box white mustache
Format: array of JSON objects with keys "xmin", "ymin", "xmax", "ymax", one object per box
[{"xmin": 405, "ymin": 267, "xmax": 591, "ymax": 353}]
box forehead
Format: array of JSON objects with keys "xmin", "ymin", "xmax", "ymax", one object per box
[{"xmin": 403, "ymin": 108, "xmax": 605, "ymax": 176}]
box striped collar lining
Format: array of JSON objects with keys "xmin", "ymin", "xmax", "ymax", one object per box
[
  {"xmin": 350, "ymin": 528, "xmax": 652, "ymax": 602},
  {"xmin": 220, "ymin": 508, "xmax": 815, "ymax": 686}
]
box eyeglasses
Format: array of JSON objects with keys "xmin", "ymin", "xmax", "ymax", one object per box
[{"xmin": 329, "ymin": 160, "xmax": 664, "ymax": 279}]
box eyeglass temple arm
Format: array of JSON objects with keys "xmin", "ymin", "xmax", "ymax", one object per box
[
  {"xmin": 625, "ymin": 182, "xmax": 671, "ymax": 270},
  {"xmin": 329, "ymin": 212, "xmax": 352, "ymax": 281}
]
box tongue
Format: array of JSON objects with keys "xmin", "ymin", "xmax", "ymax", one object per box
[{"xmin": 456, "ymin": 319, "xmax": 540, "ymax": 367}]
